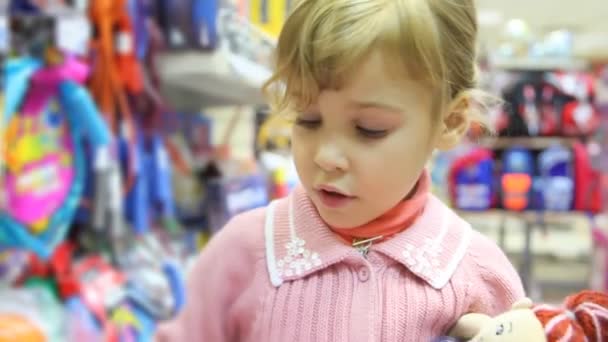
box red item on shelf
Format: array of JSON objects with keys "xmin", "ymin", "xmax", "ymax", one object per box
[
  {"xmin": 562, "ymin": 100, "xmax": 600, "ymax": 136},
  {"xmin": 573, "ymin": 141, "xmax": 603, "ymax": 213},
  {"xmin": 71, "ymin": 256, "xmax": 126, "ymax": 322},
  {"xmin": 540, "ymin": 86, "xmax": 560, "ymax": 136}
]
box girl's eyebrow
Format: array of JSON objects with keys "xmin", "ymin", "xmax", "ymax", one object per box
[{"xmin": 351, "ymin": 99, "xmax": 404, "ymax": 114}]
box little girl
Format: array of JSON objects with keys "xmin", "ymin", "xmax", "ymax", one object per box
[{"xmin": 156, "ymin": 0, "xmax": 525, "ymax": 341}]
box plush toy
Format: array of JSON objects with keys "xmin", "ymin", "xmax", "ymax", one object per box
[{"xmin": 447, "ymin": 290, "xmax": 608, "ymax": 342}]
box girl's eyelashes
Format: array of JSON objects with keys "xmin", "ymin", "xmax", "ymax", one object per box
[
  {"xmin": 294, "ymin": 115, "xmax": 391, "ymax": 138},
  {"xmin": 356, "ymin": 126, "xmax": 389, "ymax": 138},
  {"xmin": 295, "ymin": 117, "xmax": 321, "ymax": 129}
]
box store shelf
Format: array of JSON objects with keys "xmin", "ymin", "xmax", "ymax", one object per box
[
  {"xmin": 476, "ymin": 136, "xmax": 579, "ymax": 150},
  {"xmin": 460, "ymin": 209, "xmax": 591, "ymax": 260},
  {"xmin": 490, "ymin": 56, "xmax": 589, "ymax": 71},
  {"xmin": 458, "ymin": 209, "xmax": 589, "ymax": 223},
  {"xmin": 157, "ymin": 49, "xmax": 272, "ymax": 109}
]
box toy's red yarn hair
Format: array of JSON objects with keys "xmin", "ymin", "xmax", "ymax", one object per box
[{"xmin": 533, "ymin": 290, "xmax": 608, "ymax": 342}]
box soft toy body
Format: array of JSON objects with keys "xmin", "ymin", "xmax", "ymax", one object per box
[{"xmin": 448, "ymin": 291, "xmax": 608, "ymax": 342}]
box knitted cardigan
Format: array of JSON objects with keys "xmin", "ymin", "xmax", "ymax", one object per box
[{"xmin": 156, "ymin": 186, "xmax": 525, "ymax": 341}]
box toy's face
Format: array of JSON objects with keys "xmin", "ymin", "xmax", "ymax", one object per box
[{"xmin": 470, "ymin": 309, "xmax": 546, "ymax": 342}]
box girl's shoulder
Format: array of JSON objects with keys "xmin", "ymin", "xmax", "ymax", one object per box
[{"xmin": 209, "ymin": 205, "xmax": 269, "ymax": 253}]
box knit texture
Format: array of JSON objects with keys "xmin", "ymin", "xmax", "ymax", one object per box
[{"xmin": 155, "ymin": 188, "xmax": 525, "ymax": 342}]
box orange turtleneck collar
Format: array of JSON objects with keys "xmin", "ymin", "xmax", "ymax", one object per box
[{"xmin": 330, "ymin": 170, "xmax": 430, "ymax": 243}]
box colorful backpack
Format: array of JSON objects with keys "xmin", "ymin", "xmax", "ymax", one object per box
[
  {"xmin": 562, "ymin": 99, "xmax": 600, "ymax": 136},
  {"xmin": 501, "ymin": 147, "xmax": 535, "ymax": 211},
  {"xmin": 556, "ymin": 72, "xmax": 600, "ymax": 136},
  {"xmin": 1, "ymin": 56, "xmax": 111, "ymax": 259},
  {"xmin": 448, "ymin": 148, "xmax": 495, "ymax": 211},
  {"xmin": 537, "ymin": 145, "xmax": 574, "ymax": 211}
]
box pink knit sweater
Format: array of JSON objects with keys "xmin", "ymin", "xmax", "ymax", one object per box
[{"xmin": 156, "ymin": 187, "xmax": 525, "ymax": 341}]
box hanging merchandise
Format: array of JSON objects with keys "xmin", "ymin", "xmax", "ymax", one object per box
[
  {"xmin": 126, "ymin": 132, "xmax": 180, "ymax": 235},
  {"xmin": 154, "ymin": 0, "xmax": 219, "ymax": 50},
  {"xmin": 498, "ymin": 73, "xmax": 573, "ymax": 137},
  {"xmin": 573, "ymin": 141, "xmax": 603, "ymax": 213},
  {"xmin": 154, "ymin": 0, "xmax": 191, "ymax": 49},
  {"xmin": 64, "ymin": 296, "xmax": 105, "ymax": 341},
  {"xmin": 118, "ymin": 234, "xmax": 185, "ymax": 321},
  {"xmin": 62, "ymin": 255, "xmax": 126, "ymax": 341},
  {"xmin": 192, "ymin": 0, "xmax": 219, "ymax": 49},
  {"xmin": 87, "ymin": 0, "xmax": 142, "ymax": 186},
  {"xmin": 132, "ymin": 0, "xmax": 164, "ymax": 127},
  {"xmin": 9, "ymin": 0, "xmax": 85, "ymax": 13},
  {"xmin": 0, "ymin": 249, "xmax": 29, "ymax": 285},
  {"xmin": 9, "ymin": 0, "xmax": 43, "ymax": 14},
  {"xmin": 86, "ymin": 0, "xmax": 145, "ymax": 249},
  {"xmin": 498, "ymin": 76, "xmax": 540, "ymax": 137},
  {"xmin": 448, "ymin": 148, "xmax": 495, "ymax": 211},
  {"xmin": 554, "ymin": 71, "xmax": 600, "ymax": 136},
  {"xmin": 8, "ymin": 13, "xmax": 55, "ymax": 58},
  {"xmin": 25, "ymin": 244, "xmax": 129, "ymax": 341},
  {"xmin": 539, "ymin": 85, "xmax": 560, "ymax": 136},
  {"xmin": 167, "ymin": 114, "xmax": 212, "ymax": 228},
  {"xmin": 594, "ymin": 65, "xmax": 608, "ymax": 203},
  {"xmin": 125, "ymin": 3, "xmax": 186, "ymax": 236},
  {"xmin": 537, "ymin": 145, "xmax": 574, "ymax": 211},
  {"xmin": 562, "ymin": 94, "xmax": 600, "ymax": 137},
  {"xmin": 521, "ymin": 84, "xmax": 541, "ymax": 136},
  {"xmin": 1, "ymin": 54, "xmax": 111, "ymax": 259},
  {"xmin": 19, "ymin": 236, "xmax": 184, "ymax": 341},
  {"xmin": 501, "ymin": 147, "xmax": 535, "ymax": 211},
  {"xmin": 127, "ymin": 0, "xmax": 150, "ymax": 60}
]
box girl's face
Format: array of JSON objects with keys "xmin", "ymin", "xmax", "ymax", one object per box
[{"xmin": 292, "ymin": 51, "xmax": 443, "ymax": 228}]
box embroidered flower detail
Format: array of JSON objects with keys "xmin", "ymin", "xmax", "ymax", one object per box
[
  {"xmin": 276, "ymin": 236, "xmax": 322, "ymax": 277},
  {"xmin": 402, "ymin": 238, "xmax": 441, "ymax": 279}
]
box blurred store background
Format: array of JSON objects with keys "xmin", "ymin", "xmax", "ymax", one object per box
[{"xmin": 0, "ymin": 0, "xmax": 607, "ymax": 340}]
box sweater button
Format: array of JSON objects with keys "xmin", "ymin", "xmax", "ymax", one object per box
[{"xmin": 358, "ymin": 267, "xmax": 370, "ymax": 282}]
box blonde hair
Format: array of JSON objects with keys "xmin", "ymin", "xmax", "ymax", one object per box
[{"xmin": 262, "ymin": 0, "xmax": 495, "ymax": 128}]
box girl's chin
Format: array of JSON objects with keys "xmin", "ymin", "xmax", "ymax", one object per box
[{"xmin": 316, "ymin": 207, "xmax": 372, "ymax": 230}]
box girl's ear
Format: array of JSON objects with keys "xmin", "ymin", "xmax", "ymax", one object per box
[{"xmin": 435, "ymin": 97, "xmax": 470, "ymax": 151}]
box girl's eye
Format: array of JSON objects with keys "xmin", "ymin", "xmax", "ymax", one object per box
[
  {"xmin": 295, "ymin": 118, "xmax": 321, "ymax": 129},
  {"xmin": 357, "ymin": 126, "xmax": 389, "ymax": 138}
]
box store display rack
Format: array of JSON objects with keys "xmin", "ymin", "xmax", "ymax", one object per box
[
  {"xmin": 477, "ymin": 136, "xmax": 580, "ymax": 150},
  {"xmin": 460, "ymin": 56, "xmax": 601, "ymax": 299},
  {"xmin": 158, "ymin": 49, "xmax": 271, "ymax": 109},
  {"xmin": 158, "ymin": 13, "xmax": 275, "ymax": 110},
  {"xmin": 489, "ymin": 56, "xmax": 590, "ymax": 72}
]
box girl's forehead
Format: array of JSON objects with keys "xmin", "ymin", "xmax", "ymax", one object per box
[{"xmin": 337, "ymin": 51, "xmax": 433, "ymax": 104}]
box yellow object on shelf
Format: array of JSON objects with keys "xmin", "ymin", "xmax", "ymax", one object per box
[
  {"xmin": 248, "ymin": 0, "xmax": 293, "ymax": 38},
  {"xmin": 256, "ymin": 114, "xmax": 292, "ymax": 151},
  {"xmin": 273, "ymin": 167, "xmax": 287, "ymax": 184}
]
